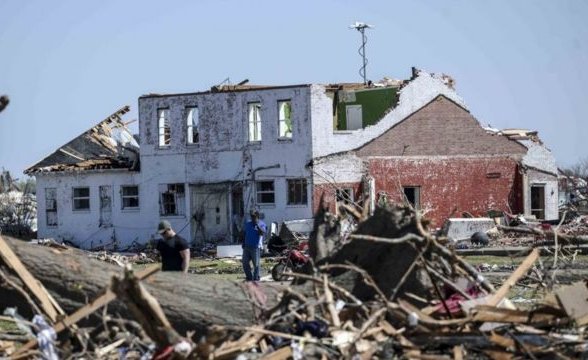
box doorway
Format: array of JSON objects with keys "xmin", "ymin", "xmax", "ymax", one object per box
[{"xmin": 531, "ymin": 185, "xmax": 545, "ymax": 220}]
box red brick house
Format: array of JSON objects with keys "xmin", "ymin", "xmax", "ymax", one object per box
[{"xmin": 312, "ymin": 93, "xmax": 558, "ymax": 227}]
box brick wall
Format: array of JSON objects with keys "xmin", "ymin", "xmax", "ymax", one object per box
[
  {"xmin": 356, "ymin": 96, "xmax": 527, "ymax": 157},
  {"xmin": 367, "ymin": 157, "xmax": 523, "ymax": 227}
]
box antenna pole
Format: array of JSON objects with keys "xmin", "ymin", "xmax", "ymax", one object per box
[{"xmin": 350, "ymin": 22, "xmax": 374, "ymax": 85}]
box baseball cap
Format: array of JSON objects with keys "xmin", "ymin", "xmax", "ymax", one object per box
[{"xmin": 157, "ymin": 220, "xmax": 171, "ymax": 234}]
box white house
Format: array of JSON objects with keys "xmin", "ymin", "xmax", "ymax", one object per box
[{"xmin": 26, "ymin": 70, "xmax": 560, "ymax": 248}]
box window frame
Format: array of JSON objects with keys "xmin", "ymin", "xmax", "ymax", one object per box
[
  {"xmin": 121, "ymin": 185, "xmax": 140, "ymax": 210},
  {"xmin": 256, "ymin": 180, "xmax": 275, "ymax": 205},
  {"xmin": 277, "ymin": 100, "xmax": 293, "ymax": 139},
  {"xmin": 72, "ymin": 187, "xmax": 90, "ymax": 211},
  {"xmin": 287, "ymin": 178, "xmax": 308, "ymax": 205},
  {"xmin": 45, "ymin": 188, "xmax": 58, "ymax": 227},
  {"xmin": 159, "ymin": 183, "xmax": 186, "ymax": 216},
  {"xmin": 402, "ymin": 186, "xmax": 421, "ymax": 210},
  {"xmin": 186, "ymin": 106, "xmax": 199, "ymax": 145},
  {"xmin": 158, "ymin": 108, "xmax": 171, "ymax": 147},
  {"xmin": 248, "ymin": 102, "xmax": 262, "ymax": 142}
]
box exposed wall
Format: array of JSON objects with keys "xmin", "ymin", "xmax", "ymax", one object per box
[
  {"xmin": 335, "ymin": 87, "xmax": 399, "ymax": 130},
  {"xmin": 310, "ymin": 72, "xmax": 466, "ymax": 158},
  {"xmin": 35, "ymin": 171, "xmax": 152, "ymax": 248}
]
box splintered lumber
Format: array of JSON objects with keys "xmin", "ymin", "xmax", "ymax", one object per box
[
  {"xmin": 486, "ymin": 248, "xmax": 539, "ymax": 307},
  {"xmin": 111, "ymin": 268, "xmax": 181, "ymax": 347},
  {"xmin": 0, "ymin": 236, "xmax": 283, "ymax": 335},
  {"xmin": 11, "ymin": 265, "xmax": 160, "ymax": 358},
  {"xmin": 0, "ymin": 235, "xmax": 60, "ymax": 322}
]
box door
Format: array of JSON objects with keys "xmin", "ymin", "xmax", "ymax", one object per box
[
  {"xmin": 531, "ymin": 185, "xmax": 545, "ymax": 220},
  {"xmin": 190, "ymin": 185, "xmax": 229, "ymax": 244},
  {"xmin": 99, "ymin": 185, "xmax": 112, "ymax": 227},
  {"xmin": 345, "ymin": 105, "xmax": 363, "ymax": 130}
]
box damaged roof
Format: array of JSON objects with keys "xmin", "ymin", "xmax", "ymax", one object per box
[{"xmin": 24, "ymin": 106, "xmax": 139, "ymax": 174}]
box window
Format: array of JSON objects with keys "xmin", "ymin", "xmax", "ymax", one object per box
[
  {"xmin": 256, "ymin": 181, "xmax": 275, "ymax": 205},
  {"xmin": 158, "ymin": 108, "xmax": 170, "ymax": 146},
  {"xmin": 531, "ymin": 185, "xmax": 545, "ymax": 220},
  {"xmin": 121, "ymin": 185, "xmax": 139, "ymax": 209},
  {"xmin": 72, "ymin": 187, "xmax": 90, "ymax": 211},
  {"xmin": 45, "ymin": 188, "xmax": 57, "ymax": 227},
  {"xmin": 159, "ymin": 184, "xmax": 185, "ymax": 216},
  {"xmin": 248, "ymin": 102, "xmax": 262, "ymax": 142},
  {"xmin": 287, "ymin": 179, "xmax": 308, "ymax": 205},
  {"xmin": 402, "ymin": 186, "xmax": 420, "ymax": 209},
  {"xmin": 186, "ymin": 106, "xmax": 199, "ymax": 144},
  {"xmin": 336, "ymin": 188, "xmax": 354, "ymax": 205},
  {"xmin": 278, "ymin": 100, "xmax": 292, "ymax": 138}
]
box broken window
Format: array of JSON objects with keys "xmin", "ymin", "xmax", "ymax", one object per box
[
  {"xmin": 158, "ymin": 108, "xmax": 170, "ymax": 147},
  {"xmin": 336, "ymin": 188, "xmax": 354, "ymax": 205},
  {"xmin": 256, "ymin": 181, "xmax": 275, "ymax": 205},
  {"xmin": 186, "ymin": 106, "xmax": 199, "ymax": 144},
  {"xmin": 72, "ymin": 187, "xmax": 90, "ymax": 211},
  {"xmin": 278, "ymin": 100, "xmax": 292, "ymax": 138},
  {"xmin": 159, "ymin": 183, "xmax": 185, "ymax": 216},
  {"xmin": 121, "ymin": 185, "xmax": 139, "ymax": 209},
  {"xmin": 402, "ymin": 186, "xmax": 420, "ymax": 209},
  {"xmin": 248, "ymin": 102, "xmax": 262, "ymax": 142},
  {"xmin": 287, "ymin": 179, "xmax": 308, "ymax": 205},
  {"xmin": 45, "ymin": 188, "xmax": 57, "ymax": 227}
]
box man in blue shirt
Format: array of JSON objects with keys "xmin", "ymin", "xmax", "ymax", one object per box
[{"xmin": 242, "ymin": 210, "xmax": 266, "ymax": 281}]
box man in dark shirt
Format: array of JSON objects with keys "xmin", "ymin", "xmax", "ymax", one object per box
[{"xmin": 156, "ymin": 220, "xmax": 190, "ymax": 273}]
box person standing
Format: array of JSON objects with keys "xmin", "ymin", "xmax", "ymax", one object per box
[
  {"xmin": 242, "ymin": 211, "xmax": 266, "ymax": 281},
  {"xmin": 155, "ymin": 220, "xmax": 190, "ymax": 273}
]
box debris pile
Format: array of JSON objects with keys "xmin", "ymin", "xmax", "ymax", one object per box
[
  {"xmin": 0, "ymin": 170, "xmax": 36, "ymax": 239},
  {"xmin": 1, "ymin": 204, "xmax": 587, "ymax": 359}
]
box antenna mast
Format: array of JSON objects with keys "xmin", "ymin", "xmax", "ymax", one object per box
[{"xmin": 349, "ymin": 21, "xmax": 374, "ymax": 85}]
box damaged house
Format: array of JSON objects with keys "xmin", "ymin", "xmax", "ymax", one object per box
[{"xmin": 26, "ymin": 69, "xmax": 559, "ymax": 247}]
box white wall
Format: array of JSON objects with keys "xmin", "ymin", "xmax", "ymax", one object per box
[
  {"xmin": 35, "ymin": 171, "xmax": 155, "ymax": 248},
  {"xmin": 137, "ymin": 86, "xmax": 315, "ymax": 241}
]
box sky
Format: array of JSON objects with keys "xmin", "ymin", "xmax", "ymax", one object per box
[{"xmin": 0, "ymin": 0, "xmax": 587, "ymax": 179}]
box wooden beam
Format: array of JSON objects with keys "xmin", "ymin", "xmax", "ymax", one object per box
[
  {"xmin": 0, "ymin": 235, "xmax": 59, "ymax": 322},
  {"xmin": 487, "ymin": 248, "xmax": 539, "ymax": 307}
]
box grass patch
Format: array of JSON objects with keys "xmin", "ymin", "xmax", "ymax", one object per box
[{"xmin": 464, "ymin": 254, "xmax": 588, "ymax": 267}]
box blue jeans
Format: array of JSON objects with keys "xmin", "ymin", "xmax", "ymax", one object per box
[{"xmin": 242, "ymin": 246, "xmax": 261, "ymax": 281}]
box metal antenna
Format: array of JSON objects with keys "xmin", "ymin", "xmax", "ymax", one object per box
[{"xmin": 349, "ymin": 21, "xmax": 374, "ymax": 85}]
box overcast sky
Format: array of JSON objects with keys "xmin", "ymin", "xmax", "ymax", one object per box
[{"xmin": 1, "ymin": 0, "xmax": 586, "ymax": 178}]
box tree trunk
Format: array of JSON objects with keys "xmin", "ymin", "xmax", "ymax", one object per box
[{"xmin": 0, "ymin": 236, "xmax": 282, "ymax": 336}]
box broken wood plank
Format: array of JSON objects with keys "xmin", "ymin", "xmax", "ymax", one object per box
[
  {"xmin": 487, "ymin": 248, "xmax": 539, "ymax": 307},
  {"xmin": 260, "ymin": 345, "xmax": 292, "ymax": 360},
  {"xmin": 11, "ymin": 264, "xmax": 160, "ymax": 358},
  {"xmin": 0, "ymin": 235, "xmax": 59, "ymax": 322}
]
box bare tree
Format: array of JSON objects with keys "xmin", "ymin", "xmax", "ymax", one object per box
[
  {"xmin": 0, "ymin": 95, "xmax": 9, "ymax": 113},
  {"xmin": 562, "ymin": 156, "xmax": 588, "ymax": 180}
]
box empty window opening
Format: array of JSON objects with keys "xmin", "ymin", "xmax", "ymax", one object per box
[
  {"xmin": 248, "ymin": 102, "xmax": 262, "ymax": 142},
  {"xmin": 345, "ymin": 105, "xmax": 363, "ymax": 130},
  {"xmin": 531, "ymin": 185, "xmax": 545, "ymax": 220},
  {"xmin": 158, "ymin": 108, "xmax": 170, "ymax": 146},
  {"xmin": 45, "ymin": 188, "xmax": 57, "ymax": 227},
  {"xmin": 256, "ymin": 181, "xmax": 275, "ymax": 205},
  {"xmin": 186, "ymin": 107, "xmax": 199, "ymax": 144},
  {"xmin": 287, "ymin": 179, "xmax": 308, "ymax": 205},
  {"xmin": 278, "ymin": 100, "xmax": 292, "ymax": 138},
  {"xmin": 121, "ymin": 185, "xmax": 139, "ymax": 209},
  {"xmin": 73, "ymin": 187, "xmax": 90, "ymax": 211},
  {"xmin": 159, "ymin": 183, "xmax": 185, "ymax": 216},
  {"xmin": 402, "ymin": 186, "xmax": 421, "ymax": 209},
  {"xmin": 336, "ymin": 188, "xmax": 354, "ymax": 205}
]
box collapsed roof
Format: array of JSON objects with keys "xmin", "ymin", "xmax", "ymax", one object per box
[{"xmin": 24, "ymin": 106, "xmax": 139, "ymax": 174}]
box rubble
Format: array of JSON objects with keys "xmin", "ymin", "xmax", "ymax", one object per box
[{"xmin": 1, "ymin": 204, "xmax": 588, "ymax": 359}]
